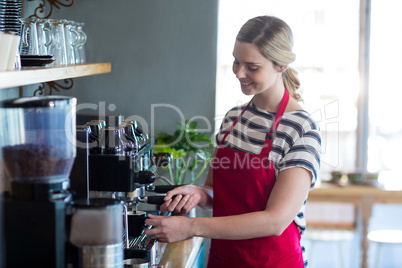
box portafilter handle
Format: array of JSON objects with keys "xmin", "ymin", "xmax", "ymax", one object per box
[
  {"xmin": 137, "ymin": 195, "xmax": 177, "ymax": 205},
  {"xmin": 146, "ymin": 184, "xmax": 184, "ymax": 193}
]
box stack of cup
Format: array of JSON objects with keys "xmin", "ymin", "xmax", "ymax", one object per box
[
  {"xmin": 0, "ymin": 31, "xmax": 20, "ymax": 71},
  {"xmin": 0, "ymin": 0, "xmax": 23, "ymax": 35},
  {"xmin": 18, "ymin": 18, "xmax": 87, "ymax": 66}
]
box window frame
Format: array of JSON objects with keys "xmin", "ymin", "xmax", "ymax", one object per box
[{"xmin": 357, "ymin": 0, "xmax": 371, "ymax": 173}]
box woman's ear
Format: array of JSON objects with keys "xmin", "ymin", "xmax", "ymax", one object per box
[{"xmin": 277, "ymin": 65, "xmax": 288, "ymax": 73}]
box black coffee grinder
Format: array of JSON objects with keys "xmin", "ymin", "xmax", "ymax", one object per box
[{"xmin": 0, "ymin": 96, "xmax": 77, "ymax": 268}]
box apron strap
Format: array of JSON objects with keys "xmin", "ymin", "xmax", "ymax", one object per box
[{"xmin": 259, "ymin": 89, "xmax": 289, "ymax": 156}]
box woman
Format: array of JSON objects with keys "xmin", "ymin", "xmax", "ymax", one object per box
[{"xmin": 145, "ymin": 15, "xmax": 321, "ymax": 267}]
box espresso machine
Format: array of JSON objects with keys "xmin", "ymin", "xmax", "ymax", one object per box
[
  {"xmin": 0, "ymin": 96, "xmax": 173, "ymax": 267},
  {"xmin": 69, "ymin": 117, "xmax": 174, "ymax": 265},
  {"xmin": 0, "ymin": 96, "xmax": 77, "ymax": 268}
]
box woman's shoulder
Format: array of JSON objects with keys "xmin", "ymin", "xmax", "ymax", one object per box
[
  {"xmin": 283, "ymin": 110, "xmax": 320, "ymax": 131},
  {"xmin": 229, "ymin": 102, "xmax": 249, "ymax": 112},
  {"xmin": 223, "ymin": 102, "xmax": 249, "ymax": 118}
]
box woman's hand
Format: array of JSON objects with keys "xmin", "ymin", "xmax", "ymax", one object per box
[
  {"xmin": 144, "ymin": 214, "xmax": 192, "ymax": 243},
  {"xmin": 160, "ymin": 185, "xmax": 202, "ymax": 215}
]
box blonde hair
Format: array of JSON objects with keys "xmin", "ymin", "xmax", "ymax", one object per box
[{"xmin": 236, "ymin": 16, "xmax": 302, "ymax": 102}]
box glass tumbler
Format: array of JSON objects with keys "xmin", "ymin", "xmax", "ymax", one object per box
[
  {"xmin": 47, "ymin": 19, "xmax": 68, "ymax": 66},
  {"xmin": 75, "ymin": 22, "xmax": 87, "ymax": 63},
  {"xmin": 36, "ymin": 19, "xmax": 52, "ymax": 55},
  {"xmin": 64, "ymin": 20, "xmax": 80, "ymax": 65},
  {"xmin": 19, "ymin": 17, "xmax": 39, "ymax": 55}
]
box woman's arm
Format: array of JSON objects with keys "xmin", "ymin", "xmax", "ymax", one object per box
[{"xmin": 145, "ymin": 167, "xmax": 311, "ymax": 242}]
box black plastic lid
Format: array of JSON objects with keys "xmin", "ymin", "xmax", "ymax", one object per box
[{"xmin": 0, "ymin": 96, "xmax": 77, "ymax": 108}]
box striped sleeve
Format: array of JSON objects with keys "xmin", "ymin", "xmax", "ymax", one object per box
[{"xmin": 277, "ymin": 127, "xmax": 321, "ymax": 188}]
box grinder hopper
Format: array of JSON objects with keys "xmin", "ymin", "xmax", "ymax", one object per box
[{"xmin": 0, "ymin": 96, "xmax": 77, "ymax": 186}]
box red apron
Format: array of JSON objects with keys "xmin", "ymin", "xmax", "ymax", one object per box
[{"xmin": 208, "ymin": 90, "xmax": 304, "ymax": 268}]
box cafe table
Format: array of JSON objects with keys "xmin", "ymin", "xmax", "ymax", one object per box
[{"xmin": 307, "ymin": 181, "xmax": 402, "ymax": 268}]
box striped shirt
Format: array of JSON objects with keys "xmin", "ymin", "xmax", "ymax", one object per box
[{"xmin": 216, "ymin": 101, "xmax": 321, "ymax": 233}]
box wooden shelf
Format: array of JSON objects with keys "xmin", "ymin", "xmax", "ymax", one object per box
[{"xmin": 0, "ymin": 63, "xmax": 112, "ymax": 90}]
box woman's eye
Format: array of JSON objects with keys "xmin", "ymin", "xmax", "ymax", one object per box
[
  {"xmin": 233, "ymin": 60, "xmax": 239, "ymax": 65},
  {"xmin": 248, "ymin": 67, "xmax": 258, "ymax": 71}
]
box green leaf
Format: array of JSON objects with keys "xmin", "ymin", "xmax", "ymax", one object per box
[{"xmin": 153, "ymin": 119, "xmax": 214, "ymax": 185}]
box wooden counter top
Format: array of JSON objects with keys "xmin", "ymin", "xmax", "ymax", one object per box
[
  {"xmin": 309, "ymin": 182, "xmax": 402, "ymax": 204},
  {"xmin": 159, "ymin": 237, "xmax": 204, "ymax": 268}
]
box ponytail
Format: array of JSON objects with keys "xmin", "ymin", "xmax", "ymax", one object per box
[{"xmin": 283, "ymin": 67, "xmax": 302, "ymax": 102}]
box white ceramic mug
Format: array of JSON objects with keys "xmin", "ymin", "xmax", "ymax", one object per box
[
  {"xmin": 7, "ymin": 34, "xmax": 21, "ymax": 70},
  {"xmin": 0, "ymin": 32, "xmax": 21, "ymax": 71}
]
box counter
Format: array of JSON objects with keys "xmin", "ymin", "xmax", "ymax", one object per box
[{"xmin": 159, "ymin": 237, "xmax": 205, "ymax": 268}]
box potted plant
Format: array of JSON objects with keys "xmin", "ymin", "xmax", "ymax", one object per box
[{"xmin": 153, "ymin": 120, "xmax": 214, "ymax": 186}]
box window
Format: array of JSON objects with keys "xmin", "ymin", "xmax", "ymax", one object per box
[
  {"xmin": 368, "ymin": 0, "xmax": 402, "ymax": 186},
  {"xmin": 216, "ymin": 0, "xmax": 401, "ymax": 184}
]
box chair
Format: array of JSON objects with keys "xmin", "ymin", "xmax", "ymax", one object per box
[
  {"xmin": 367, "ymin": 229, "xmax": 402, "ymax": 268},
  {"xmin": 304, "ymin": 202, "xmax": 356, "ymax": 268}
]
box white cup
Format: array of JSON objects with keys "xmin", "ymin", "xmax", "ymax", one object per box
[
  {"xmin": 0, "ymin": 33, "xmax": 21, "ymax": 71},
  {"xmin": 0, "ymin": 32, "xmax": 12, "ymax": 71},
  {"xmin": 7, "ymin": 34, "xmax": 21, "ymax": 70}
]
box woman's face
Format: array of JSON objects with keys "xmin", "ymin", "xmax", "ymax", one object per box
[{"xmin": 232, "ymin": 41, "xmax": 282, "ymax": 97}]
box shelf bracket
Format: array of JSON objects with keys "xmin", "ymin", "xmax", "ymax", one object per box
[
  {"xmin": 33, "ymin": 79, "xmax": 74, "ymax": 96},
  {"xmin": 25, "ymin": 0, "xmax": 76, "ymax": 19}
]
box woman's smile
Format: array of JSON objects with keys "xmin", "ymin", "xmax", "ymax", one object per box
[{"xmin": 240, "ymin": 81, "xmax": 254, "ymax": 89}]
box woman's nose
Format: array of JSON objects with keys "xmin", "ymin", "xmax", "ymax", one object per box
[{"xmin": 234, "ymin": 65, "xmax": 246, "ymax": 79}]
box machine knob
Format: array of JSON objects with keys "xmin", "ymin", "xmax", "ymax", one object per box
[
  {"xmin": 152, "ymin": 153, "xmax": 172, "ymax": 167},
  {"xmin": 134, "ymin": 171, "xmax": 156, "ymax": 184}
]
